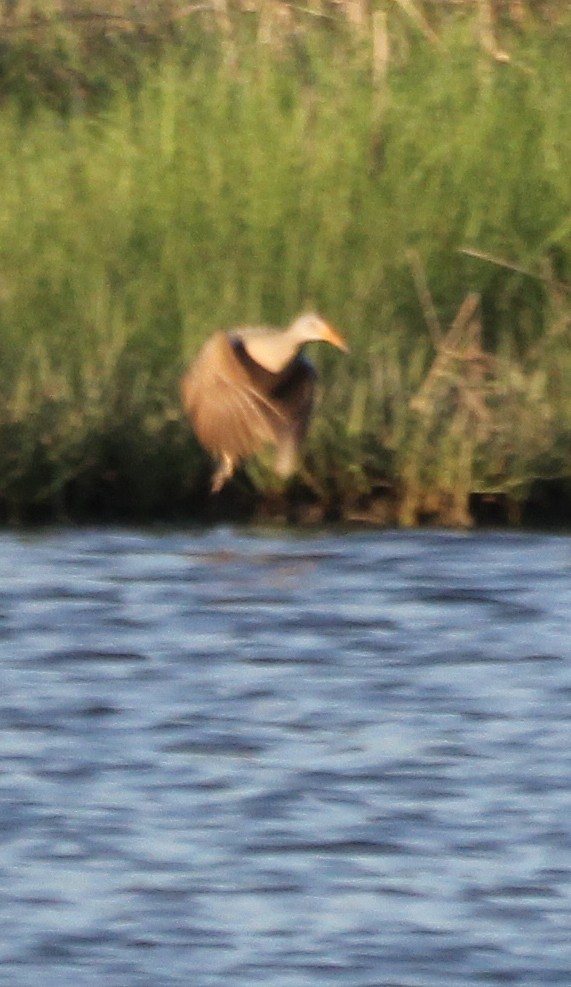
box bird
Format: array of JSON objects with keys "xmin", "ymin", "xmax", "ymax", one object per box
[{"xmin": 181, "ymin": 312, "xmax": 349, "ymax": 493}]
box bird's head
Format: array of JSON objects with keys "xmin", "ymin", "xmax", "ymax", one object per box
[{"xmin": 289, "ymin": 313, "xmax": 349, "ymax": 353}]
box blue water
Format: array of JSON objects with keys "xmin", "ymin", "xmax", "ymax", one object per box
[{"xmin": 1, "ymin": 527, "xmax": 571, "ymax": 986}]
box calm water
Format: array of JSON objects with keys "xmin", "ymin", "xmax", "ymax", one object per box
[{"xmin": 1, "ymin": 526, "xmax": 571, "ymax": 987}]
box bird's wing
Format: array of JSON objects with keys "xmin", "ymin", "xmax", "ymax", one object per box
[{"xmin": 181, "ymin": 332, "xmax": 284, "ymax": 460}]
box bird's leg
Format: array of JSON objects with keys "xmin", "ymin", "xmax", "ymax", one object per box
[
  {"xmin": 274, "ymin": 433, "xmax": 298, "ymax": 480},
  {"xmin": 210, "ymin": 453, "xmax": 235, "ymax": 494}
]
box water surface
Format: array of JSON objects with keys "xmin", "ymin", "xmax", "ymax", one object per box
[{"xmin": 1, "ymin": 527, "xmax": 570, "ymax": 986}]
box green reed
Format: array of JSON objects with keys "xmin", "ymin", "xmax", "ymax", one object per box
[{"xmin": 0, "ymin": 9, "xmax": 569, "ymax": 522}]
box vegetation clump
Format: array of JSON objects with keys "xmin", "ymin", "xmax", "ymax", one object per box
[{"xmin": 0, "ymin": 1, "xmax": 570, "ymax": 525}]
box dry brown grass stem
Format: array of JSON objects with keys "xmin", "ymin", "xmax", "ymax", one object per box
[
  {"xmin": 393, "ymin": 0, "xmax": 442, "ymax": 46},
  {"xmin": 402, "ymin": 292, "xmax": 498, "ymax": 527},
  {"xmin": 0, "ymin": 0, "xmax": 565, "ymax": 44},
  {"xmin": 477, "ymin": 0, "xmax": 510, "ymax": 62},
  {"xmin": 407, "ymin": 249, "xmax": 442, "ymax": 347},
  {"xmin": 460, "ymin": 246, "xmax": 571, "ymax": 295},
  {"xmin": 372, "ymin": 8, "xmax": 389, "ymax": 87},
  {"xmin": 409, "ymin": 292, "xmax": 491, "ymax": 421}
]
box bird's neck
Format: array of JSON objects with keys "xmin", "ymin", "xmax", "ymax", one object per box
[{"xmin": 240, "ymin": 329, "xmax": 301, "ymax": 374}]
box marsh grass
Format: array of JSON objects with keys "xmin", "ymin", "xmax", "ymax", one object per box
[{"xmin": 0, "ymin": 4, "xmax": 570, "ymax": 523}]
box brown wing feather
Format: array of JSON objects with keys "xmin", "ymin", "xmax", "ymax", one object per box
[{"xmin": 181, "ymin": 332, "xmax": 284, "ymax": 462}]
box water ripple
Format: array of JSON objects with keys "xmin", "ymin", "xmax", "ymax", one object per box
[{"xmin": 0, "ymin": 527, "xmax": 571, "ymax": 986}]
